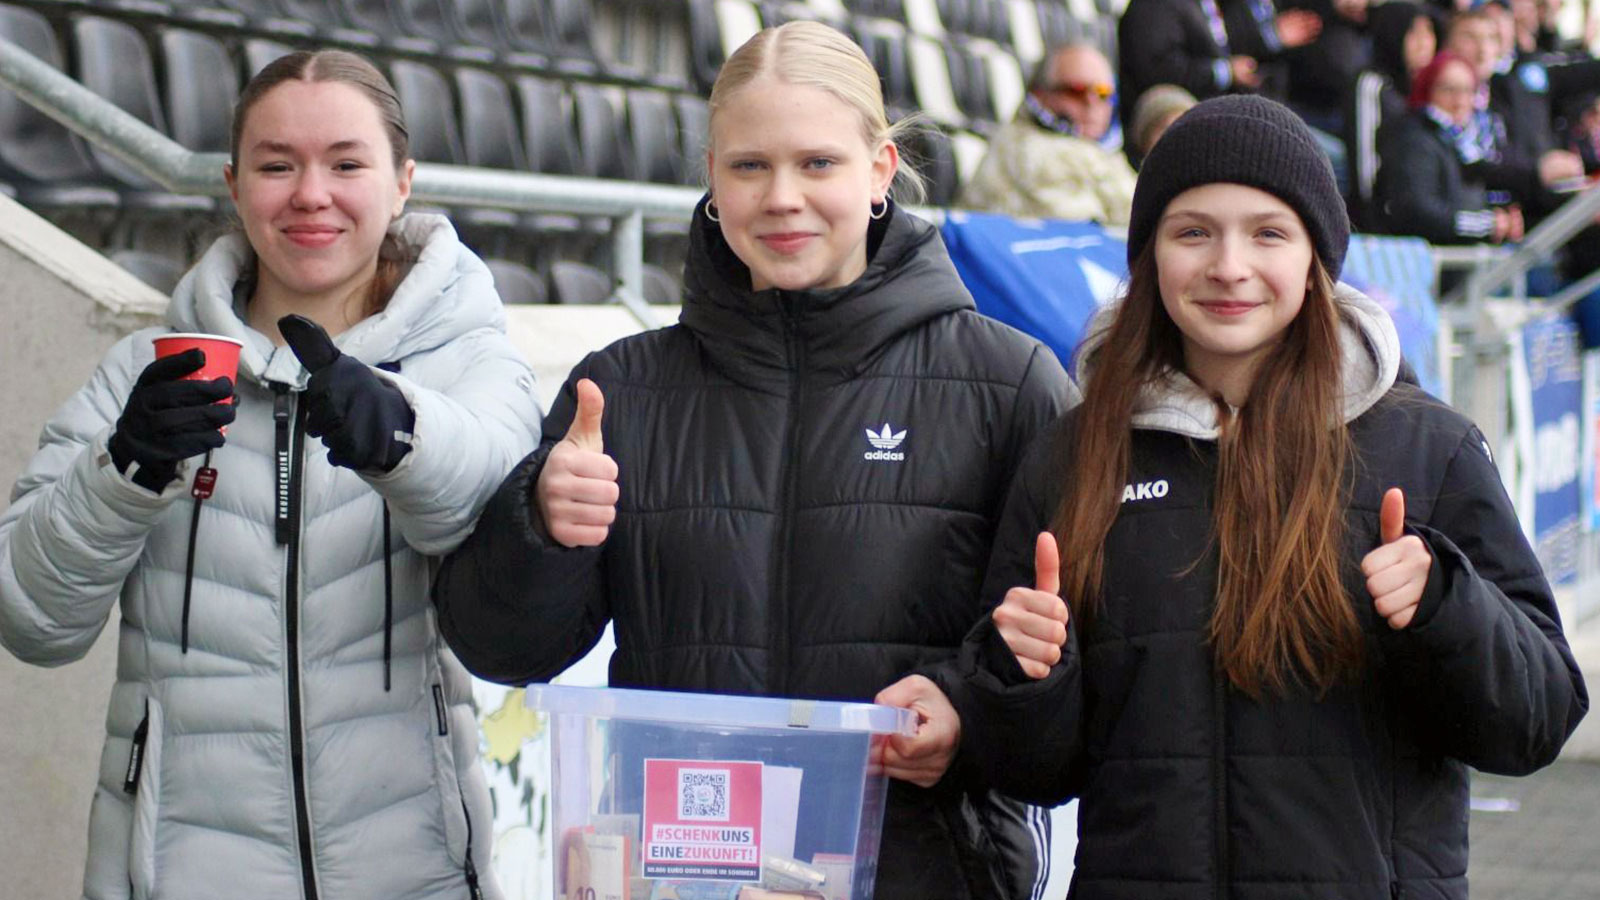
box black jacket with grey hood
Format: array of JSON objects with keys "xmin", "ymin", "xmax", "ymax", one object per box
[
  {"xmin": 434, "ymin": 202, "xmax": 1076, "ymax": 899},
  {"xmin": 934, "ymin": 286, "xmax": 1588, "ymax": 900}
]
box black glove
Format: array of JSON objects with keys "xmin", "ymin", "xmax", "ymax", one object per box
[
  {"xmin": 108, "ymin": 348, "xmax": 236, "ymax": 493},
  {"xmin": 278, "ymin": 314, "xmax": 415, "ymax": 472}
]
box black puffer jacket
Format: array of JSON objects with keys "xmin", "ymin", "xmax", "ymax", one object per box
[
  {"xmin": 936, "ymin": 288, "xmax": 1588, "ymax": 900},
  {"xmin": 434, "ymin": 202, "xmax": 1075, "ymax": 899}
]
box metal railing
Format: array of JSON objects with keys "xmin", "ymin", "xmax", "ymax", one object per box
[{"xmin": 0, "ymin": 34, "xmax": 704, "ymax": 329}]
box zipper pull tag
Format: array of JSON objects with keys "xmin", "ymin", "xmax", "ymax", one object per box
[
  {"xmin": 123, "ymin": 708, "xmax": 150, "ymax": 794},
  {"xmin": 191, "ymin": 466, "xmax": 218, "ymax": 500}
]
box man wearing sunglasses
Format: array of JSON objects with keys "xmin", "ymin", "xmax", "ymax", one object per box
[{"xmin": 960, "ymin": 44, "xmax": 1138, "ymax": 226}]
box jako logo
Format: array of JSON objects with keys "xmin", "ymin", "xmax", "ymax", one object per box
[
  {"xmin": 1121, "ymin": 479, "xmax": 1169, "ymax": 503},
  {"xmin": 864, "ymin": 423, "xmax": 907, "ymax": 461}
]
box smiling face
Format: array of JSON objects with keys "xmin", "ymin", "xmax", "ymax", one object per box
[
  {"xmin": 1155, "ymin": 183, "xmax": 1315, "ymax": 396},
  {"xmin": 1429, "ymin": 57, "xmax": 1479, "ymax": 124},
  {"xmin": 707, "ymin": 76, "xmax": 897, "ymax": 293},
  {"xmin": 225, "ymin": 79, "xmax": 413, "ymax": 311}
]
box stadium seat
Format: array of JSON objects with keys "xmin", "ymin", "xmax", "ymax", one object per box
[
  {"xmin": 714, "ymin": 0, "xmax": 763, "ymax": 58},
  {"xmin": 161, "ymin": 29, "xmax": 238, "ymax": 154},
  {"xmin": 275, "ymin": 0, "xmax": 381, "ymax": 46},
  {"xmin": 1005, "ymin": 0, "xmax": 1045, "ymax": 69},
  {"xmin": 0, "ymin": 5, "xmax": 120, "ymax": 211},
  {"xmin": 686, "ymin": 0, "xmax": 725, "ymax": 92},
  {"xmin": 570, "ymin": 83, "xmax": 632, "ymax": 180},
  {"xmin": 901, "ymin": 124, "xmax": 960, "ymax": 205},
  {"xmin": 457, "ymin": 68, "xmax": 525, "ymax": 171},
  {"xmin": 641, "ymin": 262, "xmax": 680, "ymax": 304},
  {"xmin": 549, "ymin": 260, "xmax": 615, "ymax": 304},
  {"xmin": 944, "ymin": 41, "xmax": 996, "ymax": 126},
  {"xmin": 208, "ymin": 0, "xmax": 317, "ymax": 39},
  {"xmin": 514, "ymin": 74, "xmax": 580, "ymax": 176},
  {"xmin": 674, "ymin": 94, "xmax": 710, "ymax": 187},
  {"xmin": 906, "ymin": 34, "xmax": 966, "ymax": 127},
  {"xmin": 904, "ymin": 0, "xmax": 945, "ymax": 35},
  {"xmin": 546, "ymin": 0, "xmax": 604, "ymax": 77},
  {"xmin": 627, "ymin": 89, "xmax": 683, "ymax": 185},
  {"xmin": 73, "ymin": 16, "xmax": 213, "ymax": 211},
  {"xmin": 855, "ymin": 21, "xmax": 915, "ymax": 118},
  {"xmin": 485, "ymin": 258, "xmax": 549, "ymax": 304},
  {"xmin": 110, "ymin": 247, "xmax": 186, "ymax": 294},
  {"xmin": 499, "ymin": 0, "xmax": 555, "ymax": 66},
  {"xmin": 389, "ymin": 60, "xmax": 465, "ymax": 164},
  {"xmin": 1035, "ymin": 0, "xmax": 1080, "ymax": 47},
  {"xmin": 243, "ymin": 38, "xmax": 296, "ymax": 77}
]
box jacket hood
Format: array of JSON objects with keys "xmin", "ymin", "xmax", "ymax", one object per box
[
  {"xmin": 1077, "ymin": 282, "xmax": 1401, "ymax": 440},
  {"xmin": 167, "ymin": 213, "xmax": 505, "ymax": 388},
  {"xmin": 1370, "ymin": 2, "xmax": 1429, "ymax": 92},
  {"xmin": 679, "ymin": 196, "xmax": 974, "ymax": 383}
]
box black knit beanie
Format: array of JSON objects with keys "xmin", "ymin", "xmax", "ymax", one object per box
[{"xmin": 1127, "ymin": 94, "xmax": 1350, "ymax": 281}]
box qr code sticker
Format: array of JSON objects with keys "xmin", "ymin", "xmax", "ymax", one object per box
[{"xmin": 677, "ymin": 768, "xmax": 730, "ymax": 821}]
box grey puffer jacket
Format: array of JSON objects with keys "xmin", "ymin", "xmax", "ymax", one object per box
[{"xmin": 0, "ymin": 214, "xmax": 541, "ymax": 900}]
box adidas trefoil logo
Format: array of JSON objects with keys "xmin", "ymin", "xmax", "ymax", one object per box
[{"xmin": 864, "ymin": 423, "xmax": 907, "ymax": 461}]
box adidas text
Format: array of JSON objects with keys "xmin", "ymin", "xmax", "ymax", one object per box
[
  {"xmin": 1121, "ymin": 479, "xmax": 1169, "ymax": 503},
  {"xmin": 864, "ymin": 449, "xmax": 906, "ymax": 461},
  {"xmin": 864, "ymin": 423, "xmax": 907, "ymax": 462}
]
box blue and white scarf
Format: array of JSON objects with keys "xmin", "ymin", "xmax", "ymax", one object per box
[{"xmin": 1024, "ymin": 92, "xmax": 1125, "ymax": 152}]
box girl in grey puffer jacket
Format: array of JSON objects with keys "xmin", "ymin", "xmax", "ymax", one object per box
[{"xmin": 0, "ymin": 50, "xmax": 539, "ymax": 900}]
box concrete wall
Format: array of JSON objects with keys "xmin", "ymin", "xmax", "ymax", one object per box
[{"xmin": 0, "ymin": 194, "xmax": 166, "ymax": 899}]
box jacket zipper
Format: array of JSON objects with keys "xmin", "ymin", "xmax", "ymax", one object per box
[
  {"xmin": 1212, "ymin": 670, "xmax": 1229, "ymax": 900},
  {"xmin": 275, "ymin": 384, "xmax": 320, "ymax": 900},
  {"xmin": 770, "ymin": 296, "xmax": 805, "ymax": 696}
]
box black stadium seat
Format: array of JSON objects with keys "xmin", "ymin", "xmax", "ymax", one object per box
[
  {"xmin": 161, "ymin": 29, "xmax": 239, "ymax": 154},
  {"xmin": 0, "ymin": 5, "xmax": 119, "ymax": 212},
  {"xmin": 243, "ymin": 37, "xmax": 295, "ymax": 77},
  {"xmin": 485, "ymin": 258, "xmax": 549, "ymax": 304},
  {"xmin": 627, "ymin": 89, "xmax": 682, "ymax": 186},
  {"xmin": 673, "ymin": 94, "xmax": 710, "ymax": 187},
  {"xmin": 73, "ymin": 16, "xmax": 212, "ymax": 211},
  {"xmin": 212, "ymin": 0, "xmax": 318, "ymax": 39},
  {"xmin": 457, "ymin": 68, "xmax": 526, "ymax": 171},
  {"xmin": 549, "ymin": 260, "xmax": 615, "ymax": 304},
  {"xmin": 570, "ymin": 83, "xmax": 631, "ymax": 180},
  {"xmin": 388, "ymin": 60, "xmax": 465, "ymax": 164},
  {"xmin": 514, "ymin": 75, "xmax": 579, "ymax": 176},
  {"xmin": 547, "ymin": 0, "xmax": 602, "ymax": 76}
]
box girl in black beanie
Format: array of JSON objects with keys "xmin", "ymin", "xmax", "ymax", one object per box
[{"xmin": 884, "ymin": 94, "xmax": 1586, "ymax": 900}]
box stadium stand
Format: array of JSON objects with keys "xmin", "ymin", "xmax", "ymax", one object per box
[{"xmin": 0, "ymin": 0, "xmax": 1106, "ymax": 300}]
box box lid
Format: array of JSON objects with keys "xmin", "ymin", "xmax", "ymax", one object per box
[{"xmin": 527, "ymin": 684, "xmax": 916, "ymax": 736}]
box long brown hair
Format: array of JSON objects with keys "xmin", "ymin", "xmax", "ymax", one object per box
[
  {"xmin": 230, "ymin": 50, "xmax": 411, "ymax": 319},
  {"xmin": 1052, "ymin": 241, "xmax": 1362, "ymax": 698}
]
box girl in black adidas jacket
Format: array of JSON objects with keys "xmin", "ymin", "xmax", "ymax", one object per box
[
  {"xmin": 433, "ymin": 22, "xmax": 1074, "ymax": 900},
  {"xmin": 889, "ymin": 95, "xmax": 1588, "ymax": 900}
]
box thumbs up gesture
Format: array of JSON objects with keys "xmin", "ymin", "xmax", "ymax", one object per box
[
  {"xmin": 278, "ymin": 314, "xmax": 415, "ymax": 472},
  {"xmin": 535, "ymin": 378, "xmax": 619, "ymax": 547},
  {"xmin": 1361, "ymin": 487, "xmax": 1433, "ymax": 630},
  {"xmin": 991, "ymin": 532, "xmax": 1070, "ymax": 679}
]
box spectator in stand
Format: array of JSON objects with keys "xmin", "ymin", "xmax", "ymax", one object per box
[
  {"xmin": 431, "ymin": 21, "xmax": 1074, "ymax": 900},
  {"xmin": 1536, "ymin": 0, "xmax": 1589, "ymax": 56},
  {"xmin": 1280, "ymin": 0, "xmax": 1374, "ymax": 140},
  {"xmin": 1376, "ymin": 51, "xmax": 1533, "ymax": 243},
  {"xmin": 959, "ymin": 44, "xmax": 1138, "ymax": 225},
  {"xmin": 1116, "ymin": 0, "xmax": 1262, "ymax": 149},
  {"xmin": 1128, "ymin": 84, "xmax": 1199, "ymax": 164},
  {"xmin": 1348, "ymin": 2, "xmax": 1438, "ymax": 228},
  {"xmin": 1450, "ymin": 6, "xmax": 1589, "ymax": 187},
  {"xmin": 1220, "ymin": 0, "xmax": 1324, "ymax": 105}
]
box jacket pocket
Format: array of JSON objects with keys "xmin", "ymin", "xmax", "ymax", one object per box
[
  {"xmin": 428, "ymin": 682, "xmax": 471, "ymax": 867},
  {"xmin": 126, "ymin": 697, "xmax": 165, "ymax": 900}
]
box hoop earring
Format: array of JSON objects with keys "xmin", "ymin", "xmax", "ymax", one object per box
[
  {"xmin": 703, "ymin": 199, "xmax": 720, "ymax": 223},
  {"xmin": 869, "ymin": 197, "xmax": 889, "ymax": 220}
]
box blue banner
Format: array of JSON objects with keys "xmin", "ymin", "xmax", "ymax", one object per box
[
  {"xmin": 1340, "ymin": 235, "xmax": 1444, "ymax": 398},
  {"xmin": 1518, "ymin": 315, "xmax": 1583, "ymax": 584},
  {"xmin": 940, "ymin": 212, "xmax": 1126, "ymax": 369},
  {"xmin": 942, "ymin": 214, "xmax": 1444, "ymax": 396}
]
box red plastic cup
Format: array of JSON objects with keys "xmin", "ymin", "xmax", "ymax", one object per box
[
  {"xmin": 153, "ymin": 333, "xmax": 242, "ymax": 390},
  {"xmin": 153, "ymin": 334, "xmax": 243, "ymax": 434}
]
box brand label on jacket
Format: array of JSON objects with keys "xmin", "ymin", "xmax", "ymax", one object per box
[
  {"xmin": 864, "ymin": 423, "xmax": 907, "ymax": 462},
  {"xmin": 1121, "ymin": 479, "xmax": 1170, "ymax": 503}
]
